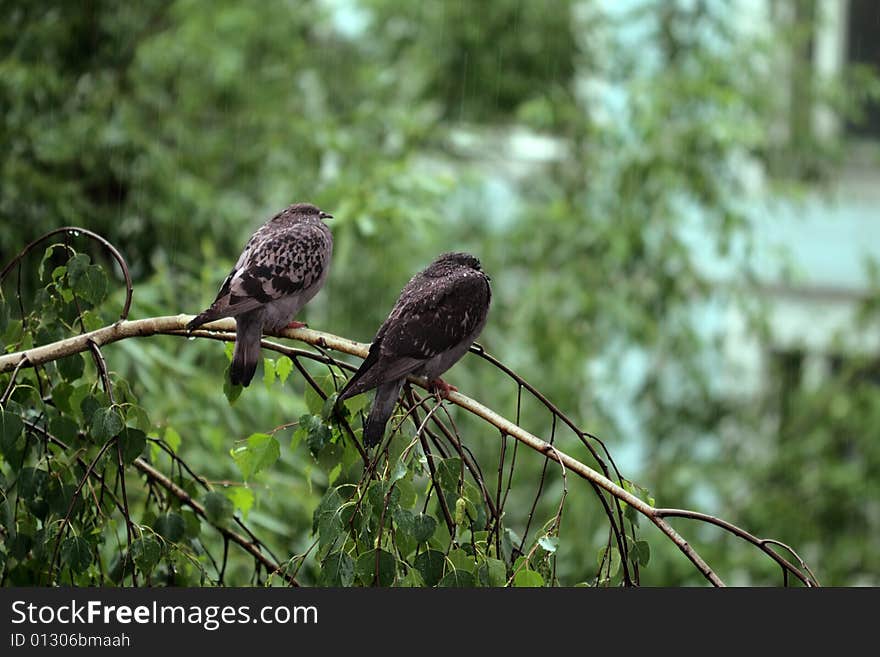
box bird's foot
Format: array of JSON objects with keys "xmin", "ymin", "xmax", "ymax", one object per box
[
  {"xmin": 286, "ymin": 320, "xmax": 308, "ymax": 329},
  {"xmin": 428, "ymin": 378, "xmax": 458, "ymax": 399}
]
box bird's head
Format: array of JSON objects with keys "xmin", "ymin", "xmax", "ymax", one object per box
[
  {"xmin": 280, "ymin": 203, "xmax": 333, "ymax": 223},
  {"xmin": 426, "ymin": 252, "xmax": 488, "ymax": 278}
]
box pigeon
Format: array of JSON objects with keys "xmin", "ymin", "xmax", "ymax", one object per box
[
  {"xmin": 338, "ymin": 252, "xmax": 491, "ymax": 446},
  {"xmin": 188, "ymin": 202, "xmax": 333, "ymax": 387}
]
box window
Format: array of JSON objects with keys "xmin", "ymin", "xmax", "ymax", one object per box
[{"xmin": 845, "ymin": 0, "xmax": 880, "ymax": 139}]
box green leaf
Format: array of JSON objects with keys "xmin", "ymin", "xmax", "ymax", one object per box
[
  {"xmin": 399, "ymin": 567, "xmax": 425, "ymax": 587},
  {"xmin": 538, "ymin": 535, "xmax": 559, "ymax": 554},
  {"xmin": 438, "ymin": 570, "xmax": 475, "ymax": 587},
  {"xmin": 327, "ymin": 462, "xmax": 343, "ymax": 484},
  {"xmin": 597, "ymin": 546, "xmax": 622, "ymax": 576},
  {"xmin": 64, "ymin": 253, "xmax": 90, "ymax": 288},
  {"xmin": 367, "ymin": 480, "xmax": 400, "ymax": 514},
  {"xmin": 396, "ymin": 534, "xmax": 417, "ymax": 562},
  {"xmin": 396, "ymin": 478, "xmax": 417, "ymax": 509},
  {"xmin": 51, "ymin": 382, "xmax": 75, "ymax": 415},
  {"xmin": 204, "ymin": 492, "xmax": 234, "ymax": 526},
  {"xmin": 49, "ymin": 415, "xmax": 79, "ymax": 444},
  {"xmin": 477, "ymin": 558, "xmax": 508, "ymax": 587},
  {"xmin": 313, "ymin": 487, "xmax": 345, "ymax": 551},
  {"xmin": 389, "ymin": 460, "xmax": 407, "ymax": 484},
  {"xmin": 305, "ymin": 382, "xmax": 324, "ymax": 415},
  {"xmin": 302, "ymin": 415, "xmax": 331, "ymax": 456},
  {"xmin": 634, "ymin": 540, "xmax": 651, "ymax": 567},
  {"xmin": 223, "ymin": 375, "xmax": 243, "ymax": 404},
  {"xmin": 74, "ymin": 265, "xmax": 108, "ymax": 306},
  {"xmin": 226, "ymin": 487, "xmax": 255, "ymax": 519},
  {"xmin": 276, "ymin": 356, "xmax": 293, "ymax": 383},
  {"xmin": 412, "ymin": 513, "xmax": 437, "ymax": 543},
  {"xmin": 8, "ymin": 533, "xmax": 33, "ymax": 560},
  {"xmin": 414, "ymin": 549, "xmax": 445, "ymax": 586},
  {"xmin": 18, "ymin": 467, "xmax": 48, "ymax": 502},
  {"xmin": 355, "ymin": 549, "xmax": 396, "ymax": 586},
  {"xmin": 163, "ymin": 426, "xmax": 181, "ymax": 453},
  {"xmin": 80, "ymin": 310, "xmax": 104, "ymax": 332},
  {"xmin": 0, "ymin": 410, "xmax": 25, "ymax": 462},
  {"xmin": 155, "ymin": 513, "xmax": 185, "ymax": 543},
  {"xmin": 454, "ymin": 496, "xmax": 467, "ymax": 526},
  {"xmin": 46, "ymin": 479, "xmax": 78, "ymax": 516},
  {"xmin": 231, "ymin": 433, "xmax": 280, "ymax": 481},
  {"xmin": 263, "ymin": 357, "xmax": 276, "ymax": 388},
  {"xmin": 181, "ymin": 510, "xmax": 201, "ymax": 538},
  {"xmin": 0, "ymin": 297, "xmax": 8, "ymax": 334},
  {"xmin": 57, "ymin": 353, "xmax": 85, "ymax": 382},
  {"xmin": 502, "ymin": 528, "xmax": 521, "ymax": 562},
  {"xmin": 624, "ymin": 501, "xmax": 640, "ymax": 526},
  {"xmin": 321, "ymin": 393, "xmax": 338, "ymax": 420},
  {"xmin": 131, "ymin": 537, "xmax": 162, "ymax": 574},
  {"xmin": 119, "ymin": 427, "xmax": 146, "ymax": 465},
  {"xmin": 78, "ymin": 394, "xmax": 102, "ymax": 425},
  {"xmin": 339, "ymin": 389, "xmax": 370, "ymax": 416},
  {"xmin": 448, "ymin": 548, "xmax": 475, "ymax": 573},
  {"xmin": 125, "ymin": 404, "xmax": 152, "ymax": 433},
  {"xmin": 89, "ymin": 407, "xmax": 124, "ymax": 441},
  {"xmin": 60, "ymin": 536, "xmax": 92, "ymax": 574},
  {"xmin": 320, "ymin": 551, "xmax": 355, "ymax": 586},
  {"xmin": 108, "ymin": 552, "xmax": 135, "ymax": 583},
  {"xmin": 436, "ymin": 457, "xmax": 463, "ymax": 495},
  {"xmin": 392, "ymin": 506, "xmax": 415, "ymax": 532},
  {"xmin": 514, "ymin": 569, "xmax": 544, "ymax": 587}
]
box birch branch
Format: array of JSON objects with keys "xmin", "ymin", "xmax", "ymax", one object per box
[{"xmin": 0, "ymin": 313, "xmax": 820, "ymax": 586}]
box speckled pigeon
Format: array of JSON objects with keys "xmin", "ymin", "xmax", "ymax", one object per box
[
  {"xmin": 338, "ymin": 252, "xmax": 491, "ymax": 446},
  {"xmin": 188, "ymin": 202, "xmax": 333, "ymax": 387}
]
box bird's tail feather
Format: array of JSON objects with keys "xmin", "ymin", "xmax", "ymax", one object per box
[
  {"xmin": 187, "ymin": 309, "xmax": 220, "ymax": 331},
  {"xmin": 229, "ymin": 311, "xmax": 263, "ymax": 387},
  {"xmin": 363, "ymin": 379, "xmax": 404, "ymax": 447}
]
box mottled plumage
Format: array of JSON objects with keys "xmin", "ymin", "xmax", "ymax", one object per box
[
  {"xmin": 339, "ymin": 252, "xmax": 491, "ymax": 446},
  {"xmin": 188, "ymin": 203, "xmax": 333, "ymax": 386}
]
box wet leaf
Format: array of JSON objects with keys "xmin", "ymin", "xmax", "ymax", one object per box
[
  {"xmin": 61, "ymin": 536, "xmax": 92, "ymax": 574},
  {"xmin": 155, "ymin": 513, "xmax": 185, "ymax": 543},
  {"xmin": 320, "ymin": 551, "xmax": 355, "ymax": 586},
  {"xmin": 231, "ymin": 433, "xmax": 279, "ymax": 481}
]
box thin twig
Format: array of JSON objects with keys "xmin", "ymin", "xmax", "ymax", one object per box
[
  {"xmin": 87, "ymin": 339, "xmax": 137, "ymax": 584},
  {"xmin": 0, "ymin": 355, "xmax": 29, "ymax": 405},
  {"xmin": 131, "ymin": 457, "xmax": 299, "ymax": 586}
]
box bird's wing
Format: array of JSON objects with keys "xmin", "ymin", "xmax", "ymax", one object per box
[
  {"xmin": 337, "ymin": 338, "xmax": 423, "ymax": 400},
  {"xmin": 379, "ymin": 271, "xmax": 490, "ymax": 361},
  {"xmin": 338, "ymin": 271, "xmax": 489, "ymax": 399},
  {"xmin": 207, "ymin": 223, "xmax": 330, "ymax": 318}
]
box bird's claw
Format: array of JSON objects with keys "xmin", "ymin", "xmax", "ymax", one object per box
[
  {"xmin": 428, "ymin": 378, "xmax": 458, "ymax": 399},
  {"xmin": 286, "ymin": 320, "xmax": 308, "ymax": 329}
]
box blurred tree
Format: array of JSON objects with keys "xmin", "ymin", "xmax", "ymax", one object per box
[{"xmin": 364, "ymin": 0, "xmax": 579, "ymax": 122}]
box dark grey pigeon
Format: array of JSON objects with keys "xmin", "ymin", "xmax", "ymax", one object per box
[
  {"xmin": 188, "ymin": 202, "xmax": 333, "ymax": 387},
  {"xmin": 338, "ymin": 252, "xmax": 491, "ymax": 446}
]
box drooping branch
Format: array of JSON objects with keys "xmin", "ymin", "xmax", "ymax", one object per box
[
  {"xmin": 26, "ymin": 419, "xmax": 298, "ymax": 586},
  {"xmin": 0, "ymin": 314, "xmax": 819, "ymax": 587},
  {"xmin": 0, "ymin": 226, "xmax": 134, "ymax": 320},
  {"xmin": 131, "ymin": 457, "xmax": 300, "ymax": 587}
]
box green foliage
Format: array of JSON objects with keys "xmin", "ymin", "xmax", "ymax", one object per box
[
  {"xmin": 60, "ymin": 536, "xmax": 92, "ymax": 575},
  {"xmin": 231, "ymin": 433, "xmax": 280, "ymax": 482},
  {"xmin": 203, "ymin": 492, "xmax": 233, "ymax": 527}
]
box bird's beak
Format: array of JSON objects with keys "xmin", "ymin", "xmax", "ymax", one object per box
[{"xmin": 320, "ymin": 212, "xmax": 333, "ymax": 220}]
